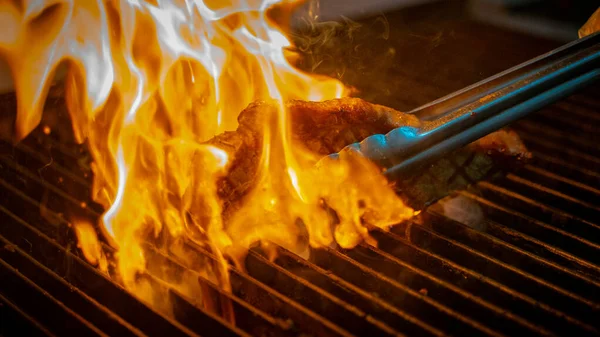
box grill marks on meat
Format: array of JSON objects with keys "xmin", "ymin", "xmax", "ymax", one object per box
[{"xmin": 396, "ymin": 129, "xmax": 530, "ymax": 209}]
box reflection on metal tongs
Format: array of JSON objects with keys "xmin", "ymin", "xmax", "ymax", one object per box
[{"xmin": 330, "ymin": 31, "xmax": 600, "ymax": 180}]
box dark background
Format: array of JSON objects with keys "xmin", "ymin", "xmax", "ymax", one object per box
[{"xmin": 291, "ymin": 0, "xmax": 598, "ymax": 111}]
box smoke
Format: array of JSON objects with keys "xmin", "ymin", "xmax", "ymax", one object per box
[
  {"xmin": 285, "ymin": 5, "xmax": 401, "ymax": 109},
  {"xmin": 431, "ymin": 194, "xmax": 487, "ymax": 232}
]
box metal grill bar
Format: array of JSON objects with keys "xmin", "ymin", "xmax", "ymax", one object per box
[
  {"xmin": 396, "ymin": 222, "xmax": 600, "ymax": 323},
  {"xmin": 183, "ymin": 242, "xmax": 354, "ymax": 337},
  {"xmin": 0, "ymin": 294, "xmax": 58, "ymax": 337},
  {"xmin": 141, "ymin": 245, "xmax": 296, "ymax": 337},
  {"xmin": 0, "ymin": 234, "xmax": 145, "ymax": 337},
  {"xmin": 244, "ymin": 250, "xmax": 402, "ymax": 337},
  {"xmin": 500, "ymin": 174, "xmax": 600, "ymax": 223},
  {"xmin": 478, "ymin": 181, "xmax": 600, "ymax": 246},
  {"xmin": 458, "ymin": 191, "xmax": 600, "ymax": 278},
  {"xmin": 422, "ymin": 211, "xmax": 600, "ymax": 300},
  {"xmin": 517, "ymin": 165, "xmax": 600, "ymax": 204},
  {"xmin": 526, "ymin": 153, "xmax": 600, "ymax": 190},
  {"xmin": 0, "ymin": 205, "xmax": 208, "ymax": 337},
  {"xmin": 517, "ymin": 134, "xmax": 600, "ymax": 169},
  {"xmin": 309, "ymin": 246, "xmax": 501, "ymax": 337},
  {"xmin": 340, "ymin": 243, "xmax": 553, "ymax": 336},
  {"xmin": 2, "ymin": 84, "xmax": 600, "ymax": 337},
  {"xmin": 272, "ymin": 246, "xmax": 443, "ymax": 336},
  {"xmin": 0, "ymin": 257, "xmax": 106, "ymax": 337},
  {"xmin": 369, "ymin": 229, "xmax": 599, "ymax": 336}
]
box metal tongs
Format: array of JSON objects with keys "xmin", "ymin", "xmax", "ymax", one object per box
[{"xmin": 330, "ymin": 31, "xmax": 600, "ymax": 180}]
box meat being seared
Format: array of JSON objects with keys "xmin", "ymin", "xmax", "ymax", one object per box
[
  {"xmin": 286, "ymin": 98, "xmax": 421, "ymax": 155},
  {"xmin": 0, "ymin": 89, "xmax": 530, "ymax": 219},
  {"xmin": 208, "ymin": 97, "xmax": 530, "ymax": 213}
]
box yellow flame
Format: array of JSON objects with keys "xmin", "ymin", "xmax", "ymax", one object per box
[
  {"xmin": 73, "ymin": 220, "xmax": 108, "ymax": 273},
  {"xmin": 1, "ymin": 0, "xmax": 413, "ymax": 309}
]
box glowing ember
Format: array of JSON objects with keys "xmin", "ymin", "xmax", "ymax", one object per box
[{"xmin": 1, "ymin": 0, "xmax": 413, "ymax": 310}]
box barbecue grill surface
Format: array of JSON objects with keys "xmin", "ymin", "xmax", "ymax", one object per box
[{"xmin": 1, "ymin": 3, "xmax": 599, "ymax": 337}]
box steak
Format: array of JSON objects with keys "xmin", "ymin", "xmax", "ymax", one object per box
[{"xmin": 208, "ymin": 98, "xmax": 530, "ymax": 212}]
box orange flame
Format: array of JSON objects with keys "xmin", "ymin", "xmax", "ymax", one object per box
[
  {"xmin": 73, "ymin": 219, "xmax": 108, "ymax": 273},
  {"xmin": 1, "ymin": 0, "xmax": 413, "ymax": 309}
]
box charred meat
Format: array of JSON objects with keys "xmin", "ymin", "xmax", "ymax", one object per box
[
  {"xmin": 0, "ymin": 91, "xmax": 530, "ymax": 214},
  {"xmin": 208, "ymin": 98, "xmax": 530, "ymax": 212}
]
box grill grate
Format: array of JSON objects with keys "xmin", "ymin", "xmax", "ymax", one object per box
[{"xmin": 1, "ymin": 84, "xmax": 600, "ymax": 337}]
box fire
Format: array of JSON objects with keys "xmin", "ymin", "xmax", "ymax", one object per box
[
  {"xmin": 73, "ymin": 219, "xmax": 108, "ymax": 273},
  {"xmin": 1, "ymin": 0, "xmax": 413, "ymax": 310}
]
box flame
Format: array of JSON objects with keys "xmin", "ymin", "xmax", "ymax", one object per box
[
  {"xmin": 1, "ymin": 0, "xmax": 413, "ymax": 310},
  {"xmin": 73, "ymin": 219, "xmax": 108, "ymax": 273}
]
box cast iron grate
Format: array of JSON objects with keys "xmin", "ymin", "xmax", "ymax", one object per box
[{"xmin": 0, "ymin": 84, "xmax": 599, "ymax": 337}]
